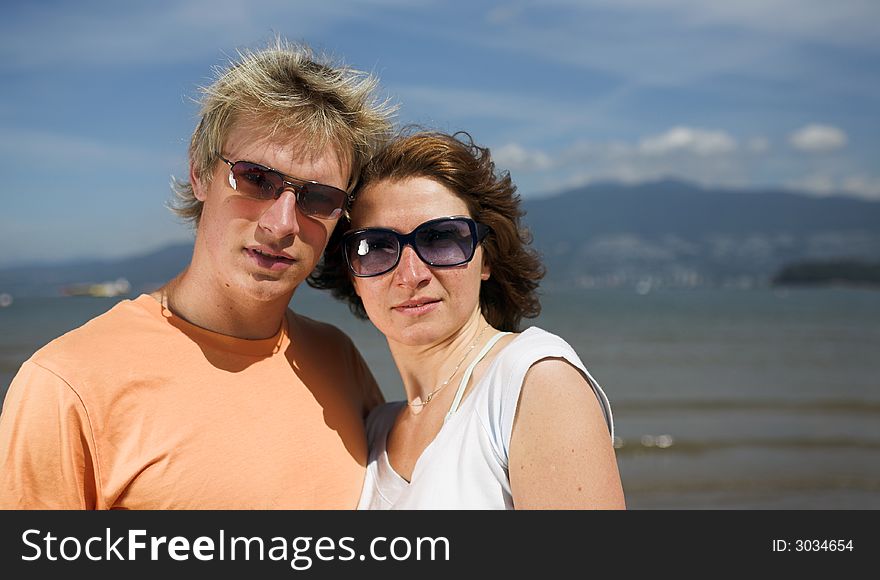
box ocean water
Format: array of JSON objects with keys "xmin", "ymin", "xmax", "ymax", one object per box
[{"xmin": 1, "ymin": 286, "xmax": 878, "ymax": 509}]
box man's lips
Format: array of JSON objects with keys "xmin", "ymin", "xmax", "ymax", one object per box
[{"xmin": 245, "ymin": 247, "xmax": 296, "ymax": 270}]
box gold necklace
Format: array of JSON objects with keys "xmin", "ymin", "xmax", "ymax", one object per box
[{"xmin": 409, "ymin": 324, "xmax": 488, "ymax": 414}]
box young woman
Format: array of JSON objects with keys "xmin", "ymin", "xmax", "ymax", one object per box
[{"xmin": 310, "ymin": 130, "xmax": 625, "ymax": 509}]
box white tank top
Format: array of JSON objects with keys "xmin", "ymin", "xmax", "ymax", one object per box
[{"xmin": 357, "ymin": 326, "xmax": 614, "ymax": 510}]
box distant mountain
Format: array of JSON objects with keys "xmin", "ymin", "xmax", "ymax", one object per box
[
  {"xmin": 1, "ymin": 179, "xmax": 879, "ymax": 296},
  {"xmin": 523, "ymin": 179, "xmax": 880, "ymax": 238},
  {"xmin": 0, "ymin": 242, "xmax": 193, "ymax": 297},
  {"xmin": 520, "ymin": 179, "xmax": 880, "ymax": 289}
]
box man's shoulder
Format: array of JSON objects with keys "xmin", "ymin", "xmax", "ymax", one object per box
[
  {"xmin": 287, "ymin": 309, "xmax": 354, "ymax": 346},
  {"xmin": 31, "ymin": 295, "xmax": 159, "ymax": 364},
  {"xmin": 285, "ymin": 309, "xmax": 372, "ymax": 369},
  {"xmin": 285, "ymin": 308, "xmax": 381, "ymax": 408}
]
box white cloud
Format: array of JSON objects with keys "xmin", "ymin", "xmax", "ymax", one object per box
[
  {"xmin": 841, "ymin": 176, "xmax": 880, "ymax": 199},
  {"xmin": 785, "ymin": 173, "xmax": 880, "ymax": 199},
  {"xmin": 788, "ymin": 124, "xmax": 848, "ymax": 152},
  {"xmin": 0, "ymin": 128, "xmax": 179, "ymax": 169},
  {"xmin": 397, "ymin": 86, "xmax": 544, "ymax": 122},
  {"xmin": 486, "ymin": 4, "xmax": 525, "ymax": 25},
  {"xmin": 393, "ymin": 84, "xmax": 615, "ymax": 142},
  {"xmin": 639, "ymin": 126, "xmax": 737, "ymax": 156},
  {"xmin": 496, "ymin": 126, "xmax": 876, "ymax": 201},
  {"xmin": 0, "ymin": 1, "xmax": 397, "ymax": 70},
  {"xmin": 786, "ymin": 174, "xmax": 837, "ymax": 195},
  {"xmin": 552, "ymin": 0, "xmax": 879, "ymax": 49},
  {"xmin": 509, "ymin": 132, "xmax": 753, "ymax": 196},
  {"xmin": 493, "ymin": 143, "xmax": 553, "ymax": 171},
  {"xmin": 473, "ymin": 0, "xmax": 880, "ymax": 92},
  {"xmin": 747, "ymin": 136, "xmax": 770, "ymax": 153}
]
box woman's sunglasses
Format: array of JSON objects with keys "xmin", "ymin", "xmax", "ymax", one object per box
[
  {"xmin": 219, "ymin": 156, "xmax": 347, "ymax": 219},
  {"xmin": 342, "ymin": 216, "xmax": 491, "ymax": 278}
]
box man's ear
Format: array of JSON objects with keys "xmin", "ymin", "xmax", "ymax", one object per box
[{"xmin": 191, "ymin": 161, "xmax": 208, "ymax": 202}]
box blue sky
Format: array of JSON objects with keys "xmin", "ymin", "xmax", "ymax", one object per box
[{"xmin": 1, "ymin": 0, "xmax": 878, "ymax": 267}]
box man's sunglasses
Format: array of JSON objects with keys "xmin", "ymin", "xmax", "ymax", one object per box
[
  {"xmin": 219, "ymin": 156, "xmax": 347, "ymax": 219},
  {"xmin": 342, "ymin": 216, "xmax": 491, "ymax": 278}
]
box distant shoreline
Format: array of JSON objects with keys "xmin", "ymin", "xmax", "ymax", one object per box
[{"xmin": 772, "ymin": 259, "xmax": 880, "ymax": 289}]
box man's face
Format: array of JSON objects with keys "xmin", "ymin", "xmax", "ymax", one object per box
[{"xmin": 190, "ymin": 122, "xmax": 349, "ymax": 305}]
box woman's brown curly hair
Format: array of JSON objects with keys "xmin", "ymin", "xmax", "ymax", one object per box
[{"xmin": 308, "ymin": 128, "xmax": 545, "ymax": 332}]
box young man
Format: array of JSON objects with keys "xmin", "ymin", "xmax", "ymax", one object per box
[{"xmin": 0, "ymin": 39, "xmax": 394, "ymax": 509}]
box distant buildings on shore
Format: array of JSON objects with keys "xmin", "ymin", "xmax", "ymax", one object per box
[{"xmin": 61, "ymin": 278, "xmax": 131, "ymax": 298}]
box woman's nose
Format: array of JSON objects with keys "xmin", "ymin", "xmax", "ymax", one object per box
[{"xmin": 394, "ymin": 244, "xmax": 432, "ymax": 288}]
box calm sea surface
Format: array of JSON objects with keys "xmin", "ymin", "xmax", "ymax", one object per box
[{"xmin": 2, "ymin": 286, "xmax": 879, "ymax": 509}]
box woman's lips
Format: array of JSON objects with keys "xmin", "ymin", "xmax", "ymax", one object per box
[
  {"xmin": 245, "ymin": 247, "xmax": 296, "ymax": 271},
  {"xmin": 392, "ymin": 299, "xmax": 440, "ymax": 316}
]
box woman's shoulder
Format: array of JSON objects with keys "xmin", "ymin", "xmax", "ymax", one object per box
[
  {"xmin": 511, "ymin": 325, "xmax": 571, "ymax": 345},
  {"xmin": 496, "ymin": 326, "xmax": 583, "ymax": 368},
  {"xmin": 480, "ymin": 325, "xmax": 613, "ymax": 449}
]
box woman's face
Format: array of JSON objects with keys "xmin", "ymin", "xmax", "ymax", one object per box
[{"xmin": 349, "ymin": 176, "xmax": 490, "ymax": 347}]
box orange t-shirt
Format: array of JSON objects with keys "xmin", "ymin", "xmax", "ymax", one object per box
[{"xmin": 0, "ymin": 294, "xmax": 382, "ymax": 509}]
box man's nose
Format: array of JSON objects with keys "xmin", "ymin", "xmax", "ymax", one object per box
[
  {"xmin": 394, "ymin": 244, "xmax": 432, "ymax": 289},
  {"xmin": 257, "ymin": 189, "xmax": 300, "ymax": 239}
]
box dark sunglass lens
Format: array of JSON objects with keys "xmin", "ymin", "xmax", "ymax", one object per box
[
  {"xmin": 231, "ymin": 163, "xmax": 280, "ymax": 200},
  {"xmin": 415, "ymin": 220, "xmax": 473, "ymax": 266},
  {"xmin": 346, "ymin": 231, "xmax": 400, "ymax": 276},
  {"xmin": 297, "ymin": 183, "xmax": 345, "ymax": 219}
]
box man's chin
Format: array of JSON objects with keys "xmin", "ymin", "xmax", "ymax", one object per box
[
  {"xmin": 243, "ymin": 273, "xmax": 303, "ymax": 300},
  {"xmin": 232, "ymin": 257, "xmax": 315, "ymax": 299}
]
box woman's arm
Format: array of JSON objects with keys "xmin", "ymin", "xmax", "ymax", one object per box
[{"xmin": 509, "ymin": 358, "xmax": 625, "ymax": 509}]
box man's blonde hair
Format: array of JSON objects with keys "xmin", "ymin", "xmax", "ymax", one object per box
[{"xmin": 171, "ymin": 37, "xmax": 395, "ymax": 226}]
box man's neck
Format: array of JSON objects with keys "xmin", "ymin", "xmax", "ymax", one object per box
[{"xmin": 153, "ymin": 268, "xmax": 291, "ymax": 340}]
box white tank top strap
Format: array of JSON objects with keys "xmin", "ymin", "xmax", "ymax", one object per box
[{"xmin": 445, "ymin": 331, "xmax": 511, "ymax": 423}]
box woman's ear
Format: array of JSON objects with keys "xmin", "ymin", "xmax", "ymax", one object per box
[{"xmin": 480, "ymin": 256, "xmax": 491, "ymax": 281}]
